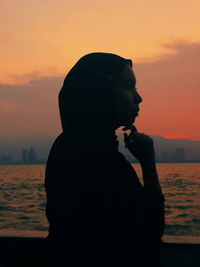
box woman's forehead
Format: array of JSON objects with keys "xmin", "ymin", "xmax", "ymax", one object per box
[{"xmin": 118, "ymin": 64, "xmax": 136, "ymax": 83}]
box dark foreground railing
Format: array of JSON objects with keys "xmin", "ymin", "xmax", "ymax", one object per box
[{"xmin": 0, "ymin": 236, "xmax": 200, "ymax": 267}]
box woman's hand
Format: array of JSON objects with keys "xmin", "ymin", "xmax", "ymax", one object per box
[{"xmin": 123, "ymin": 125, "xmax": 156, "ymax": 165}]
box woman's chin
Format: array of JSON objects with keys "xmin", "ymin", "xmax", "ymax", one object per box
[
  {"xmin": 130, "ymin": 116, "xmax": 136, "ymax": 124},
  {"xmin": 121, "ymin": 117, "xmax": 136, "ymax": 127}
]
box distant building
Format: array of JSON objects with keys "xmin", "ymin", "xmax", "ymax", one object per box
[
  {"xmin": 175, "ymin": 148, "xmax": 186, "ymax": 162},
  {"xmin": 161, "ymin": 150, "xmax": 171, "ymax": 161},
  {"xmin": 170, "ymin": 151, "xmax": 177, "ymax": 162},
  {"xmin": 155, "ymin": 151, "xmax": 160, "ymax": 162},
  {"xmin": 21, "ymin": 149, "xmax": 28, "ymax": 164},
  {"xmin": 27, "ymin": 147, "xmax": 37, "ymax": 164}
]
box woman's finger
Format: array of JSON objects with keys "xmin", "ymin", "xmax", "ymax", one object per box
[{"xmin": 123, "ymin": 125, "xmax": 138, "ymax": 132}]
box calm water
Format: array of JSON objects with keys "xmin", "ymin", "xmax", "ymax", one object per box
[{"xmin": 0, "ymin": 163, "xmax": 200, "ymax": 238}]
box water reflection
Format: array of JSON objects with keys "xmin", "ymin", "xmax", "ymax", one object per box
[{"xmin": 0, "ymin": 163, "xmax": 200, "ymax": 237}]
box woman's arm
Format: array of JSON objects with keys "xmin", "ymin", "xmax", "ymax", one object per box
[
  {"xmin": 141, "ymin": 160, "xmax": 163, "ymax": 195},
  {"xmin": 123, "ymin": 127, "xmax": 165, "ymax": 238},
  {"xmin": 123, "ymin": 127, "xmax": 163, "ymax": 195}
]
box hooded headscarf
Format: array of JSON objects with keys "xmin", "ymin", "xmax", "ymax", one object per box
[{"xmin": 58, "ymin": 52, "xmax": 132, "ymax": 154}]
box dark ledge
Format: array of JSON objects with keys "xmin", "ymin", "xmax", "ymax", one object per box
[{"xmin": 0, "ymin": 236, "xmax": 199, "ymax": 267}]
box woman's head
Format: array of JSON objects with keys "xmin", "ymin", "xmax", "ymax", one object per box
[{"xmin": 58, "ymin": 52, "xmax": 142, "ymax": 134}]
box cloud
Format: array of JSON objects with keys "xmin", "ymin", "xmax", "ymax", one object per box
[
  {"xmin": 1, "ymin": 40, "xmax": 200, "ymax": 140},
  {"xmin": 0, "ymin": 75, "xmax": 64, "ymax": 138},
  {"xmin": 135, "ymin": 40, "xmax": 200, "ymax": 89},
  {"xmin": 7, "ymin": 71, "xmax": 42, "ymax": 85},
  {"xmin": 133, "ymin": 40, "xmax": 200, "ymax": 140},
  {"xmin": 0, "ymin": 101, "xmax": 19, "ymax": 112}
]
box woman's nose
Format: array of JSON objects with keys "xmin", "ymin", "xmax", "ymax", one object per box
[{"xmin": 135, "ymin": 92, "xmax": 142, "ymax": 104}]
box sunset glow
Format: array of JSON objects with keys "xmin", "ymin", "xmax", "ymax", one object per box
[
  {"xmin": 164, "ymin": 134, "xmax": 191, "ymax": 139},
  {"xmin": 1, "ymin": 0, "xmax": 200, "ymax": 140}
]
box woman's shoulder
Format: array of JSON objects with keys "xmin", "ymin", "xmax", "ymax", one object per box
[{"xmin": 47, "ymin": 133, "xmax": 77, "ymax": 159}]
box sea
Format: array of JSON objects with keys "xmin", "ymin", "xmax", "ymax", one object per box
[{"xmin": 0, "ymin": 163, "xmax": 200, "ymax": 242}]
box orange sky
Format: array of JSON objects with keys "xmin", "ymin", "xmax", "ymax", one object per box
[{"xmin": 1, "ymin": 0, "xmax": 200, "ymax": 140}]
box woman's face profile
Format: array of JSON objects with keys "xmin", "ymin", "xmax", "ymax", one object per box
[{"xmin": 114, "ymin": 64, "xmax": 142, "ymax": 127}]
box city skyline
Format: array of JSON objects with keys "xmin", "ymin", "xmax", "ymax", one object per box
[{"xmin": 1, "ymin": 134, "xmax": 200, "ymax": 164}]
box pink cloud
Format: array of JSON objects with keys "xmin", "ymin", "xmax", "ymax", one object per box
[
  {"xmin": 0, "ymin": 101, "xmax": 19, "ymax": 112},
  {"xmin": 134, "ymin": 40, "xmax": 200, "ymax": 140}
]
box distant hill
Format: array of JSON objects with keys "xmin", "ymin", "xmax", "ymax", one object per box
[{"xmin": 117, "ymin": 132, "xmax": 200, "ymax": 162}]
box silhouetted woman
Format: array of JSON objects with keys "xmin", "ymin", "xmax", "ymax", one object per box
[{"xmin": 44, "ymin": 52, "xmax": 165, "ymax": 266}]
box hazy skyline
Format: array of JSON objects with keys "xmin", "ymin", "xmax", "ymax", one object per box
[
  {"xmin": 1, "ymin": 133, "xmax": 200, "ymax": 163},
  {"xmin": 1, "ymin": 1, "xmax": 200, "ymax": 140}
]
